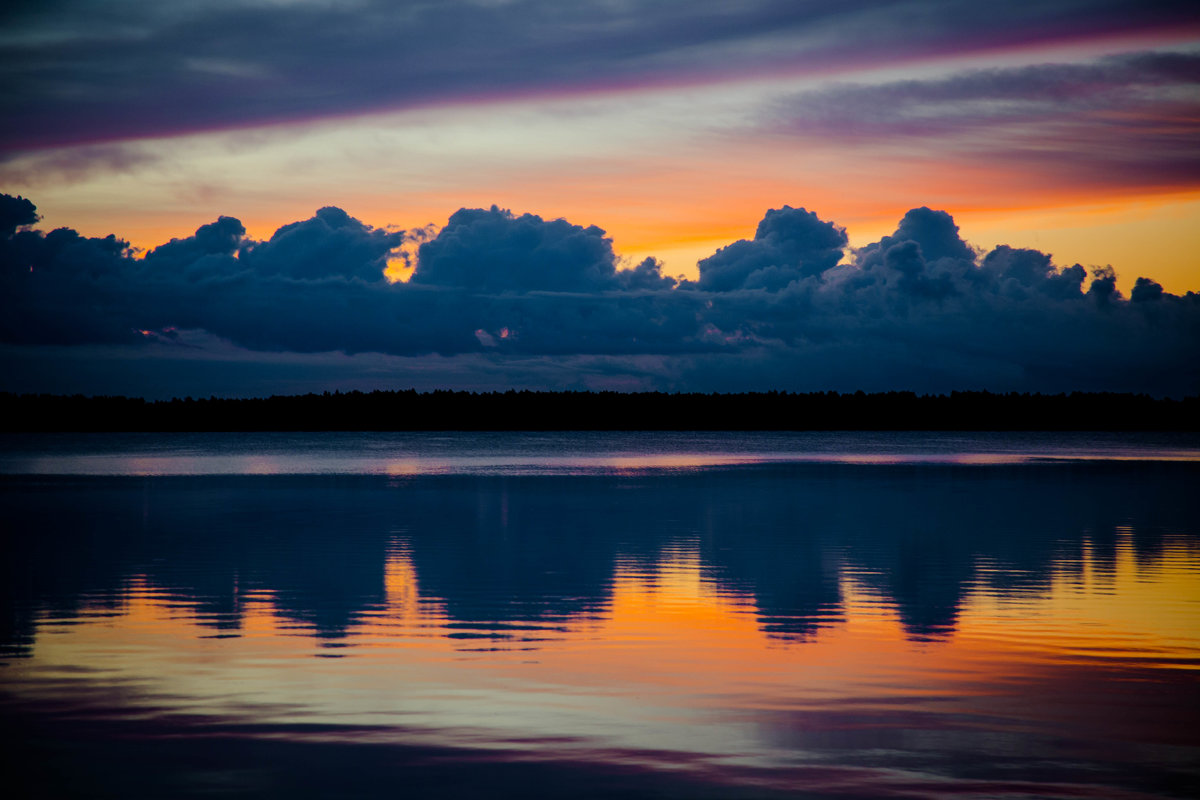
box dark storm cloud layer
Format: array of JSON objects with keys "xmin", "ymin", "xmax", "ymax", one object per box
[
  {"xmin": 3, "ymin": 193, "xmax": 1198, "ymax": 395},
  {"xmin": 3, "ymin": 1, "xmax": 1198, "ymax": 153},
  {"xmin": 0, "ymin": 200, "xmax": 694, "ymax": 357},
  {"xmin": 766, "ymin": 50, "xmax": 1200, "ymax": 187}
]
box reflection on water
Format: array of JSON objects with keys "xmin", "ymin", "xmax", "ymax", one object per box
[
  {"xmin": 2, "ymin": 441, "xmax": 1199, "ymax": 798},
  {"xmin": 3, "ymin": 430, "xmax": 1200, "ymax": 475}
]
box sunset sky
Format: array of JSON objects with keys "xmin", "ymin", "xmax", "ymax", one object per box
[{"xmin": 2, "ymin": 0, "xmax": 1198, "ymax": 397}]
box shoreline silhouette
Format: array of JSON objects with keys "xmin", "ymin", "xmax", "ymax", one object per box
[{"xmin": 2, "ymin": 390, "xmax": 1196, "ymax": 432}]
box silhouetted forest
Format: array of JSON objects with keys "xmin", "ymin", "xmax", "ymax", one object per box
[{"xmin": 1, "ymin": 390, "xmax": 1196, "ymax": 431}]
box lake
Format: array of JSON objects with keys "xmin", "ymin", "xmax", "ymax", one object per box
[{"xmin": 2, "ymin": 432, "xmax": 1199, "ymax": 798}]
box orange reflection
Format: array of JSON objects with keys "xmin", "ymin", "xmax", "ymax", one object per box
[{"xmin": 20, "ymin": 533, "xmax": 1200, "ymax": 754}]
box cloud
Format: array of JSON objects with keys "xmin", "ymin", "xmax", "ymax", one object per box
[
  {"xmin": 0, "ymin": 218, "xmax": 135, "ymax": 345},
  {"xmin": 2, "ymin": 193, "xmax": 1198, "ymax": 396},
  {"xmin": 771, "ymin": 51, "xmax": 1200, "ymax": 135},
  {"xmin": 693, "ymin": 206, "xmax": 847, "ymax": 292},
  {"xmin": 4, "ymin": 3, "xmax": 1198, "ymax": 154},
  {"xmin": 1131, "ymin": 276, "xmax": 1165, "ymax": 303},
  {"xmin": 619, "ymin": 258, "xmax": 678, "ymax": 291},
  {"xmin": 143, "ymin": 215, "xmax": 245, "ymax": 277},
  {"xmin": 980, "ymin": 246, "xmax": 1087, "ymax": 300},
  {"xmin": 0, "ymin": 193, "xmax": 37, "ymax": 237},
  {"xmin": 865, "ymin": 207, "xmax": 976, "ymax": 265},
  {"xmin": 411, "ymin": 206, "xmax": 620, "ymax": 293},
  {"xmin": 0, "ymin": 142, "xmax": 158, "ymax": 185},
  {"xmin": 240, "ymin": 206, "xmax": 403, "ymax": 282},
  {"xmin": 849, "ymin": 206, "xmax": 974, "ymax": 300},
  {"xmin": 764, "ymin": 50, "xmax": 1200, "ymax": 190}
]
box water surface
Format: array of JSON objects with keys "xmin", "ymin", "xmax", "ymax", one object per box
[
  {"xmin": 2, "ymin": 432, "xmax": 1198, "ymax": 798},
  {"xmin": 2, "ymin": 430, "xmax": 1198, "ymax": 475}
]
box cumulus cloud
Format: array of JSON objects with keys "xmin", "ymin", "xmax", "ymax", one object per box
[
  {"xmin": 1131, "ymin": 277, "xmax": 1164, "ymax": 303},
  {"xmin": 0, "ymin": 193, "xmax": 37, "ymax": 237},
  {"xmin": 863, "ymin": 207, "xmax": 975, "ymax": 265},
  {"xmin": 981, "ymin": 246, "xmax": 1087, "ymax": 300},
  {"xmin": 1, "ymin": 193, "xmax": 1198, "ymax": 396},
  {"xmin": 242, "ymin": 207, "xmax": 404, "ymax": 282},
  {"xmin": 411, "ymin": 206, "xmax": 620, "ymax": 293},
  {"xmin": 143, "ymin": 216, "xmax": 245, "ymax": 278},
  {"xmin": 619, "ymin": 257, "xmax": 678, "ymax": 291},
  {"xmin": 693, "ymin": 206, "xmax": 847, "ymax": 292}
]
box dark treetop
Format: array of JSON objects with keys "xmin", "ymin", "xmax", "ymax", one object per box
[{"xmin": 1, "ymin": 390, "xmax": 1196, "ymax": 432}]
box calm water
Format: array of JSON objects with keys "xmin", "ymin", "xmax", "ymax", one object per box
[{"xmin": 2, "ymin": 432, "xmax": 1199, "ymax": 798}]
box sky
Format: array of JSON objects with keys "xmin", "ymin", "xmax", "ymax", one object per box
[{"xmin": 2, "ymin": 0, "xmax": 1198, "ymax": 398}]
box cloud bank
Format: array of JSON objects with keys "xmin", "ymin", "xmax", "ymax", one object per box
[{"xmin": 2, "ymin": 192, "xmax": 1197, "ymax": 396}]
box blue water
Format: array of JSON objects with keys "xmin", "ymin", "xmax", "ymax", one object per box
[{"xmin": 2, "ymin": 432, "xmax": 1198, "ymax": 798}]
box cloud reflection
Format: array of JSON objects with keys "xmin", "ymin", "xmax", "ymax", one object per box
[
  {"xmin": 3, "ymin": 461, "xmax": 1197, "ymax": 653},
  {"xmin": 2, "ymin": 461, "xmax": 1199, "ymax": 798}
]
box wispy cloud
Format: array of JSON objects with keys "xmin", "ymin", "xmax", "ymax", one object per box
[
  {"xmin": 4, "ymin": 1, "xmax": 1197, "ymax": 152},
  {"xmin": 761, "ymin": 50, "xmax": 1200, "ymax": 190}
]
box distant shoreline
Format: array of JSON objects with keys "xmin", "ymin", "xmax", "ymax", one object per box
[{"xmin": 2, "ymin": 390, "xmax": 1196, "ymax": 432}]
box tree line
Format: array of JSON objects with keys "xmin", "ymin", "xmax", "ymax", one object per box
[{"xmin": 1, "ymin": 390, "xmax": 1196, "ymax": 431}]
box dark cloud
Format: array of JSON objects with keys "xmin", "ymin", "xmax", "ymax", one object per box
[
  {"xmin": 411, "ymin": 206, "xmax": 620, "ymax": 293},
  {"xmin": 882, "ymin": 207, "xmax": 976, "ymax": 265},
  {"xmin": 0, "ymin": 217, "xmax": 134, "ymax": 345},
  {"xmin": 981, "ymin": 246, "xmax": 1087, "ymax": 300},
  {"xmin": 240, "ymin": 207, "xmax": 403, "ymax": 282},
  {"xmin": 3, "ymin": 2, "xmax": 1198, "ymax": 153},
  {"xmin": 2, "ymin": 193, "xmax": 1198, "ymax": 397},
  {"xmin": 619, "ymin": 257, "xmax": 678, "ymax": 291},
  {"xmin": 854, "ymin": 206, "xmax": 975, "ymax": 276},
  {"xmin": 143, "ymin": 216, "xmax": 245, "ymax": 277},
  {"xmin": 1131, "ymin": 276, "xmax": 1165, "ymax": 302},
  {"xmin": 1087, "ymin": 265, "xmax": 1121, "ymax": 304},
  {"xmin": 694, "ymin": 206, "xmax": 847, "ymax": 292},
  {"xmin": 0, "ymin": 193, "xmax": 37, "ymax": 237},
  {"xmin": 766, "ymin": 50, "xmax": 1200, "ymax": 189}
]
